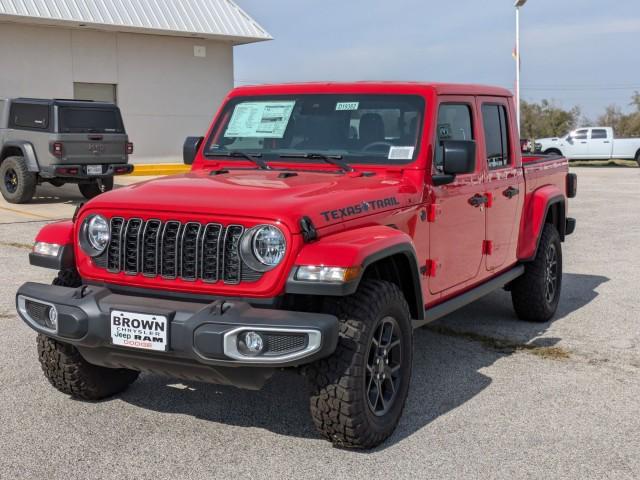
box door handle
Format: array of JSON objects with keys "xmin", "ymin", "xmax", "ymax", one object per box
[
  {"xmin": 580, "ymin": 141, "xmax": 587, "ymax": 144},
  {"xmin": 503, "ymin": 186, "xmax": 520, "ymax": 199},
  {"xmin": 603, "ymin": 141, "xmax": 610, "ymax": 144},
  {"xmin": 468, "ymin": 194, "xmax": 487, "ymax": 207}
]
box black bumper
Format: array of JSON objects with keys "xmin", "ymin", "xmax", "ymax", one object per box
[{"xmin": 16, "ymin": 282, "xmax": 338, "ymax": 390}]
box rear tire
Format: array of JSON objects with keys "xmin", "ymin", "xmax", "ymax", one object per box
[
  {"xmin": 305, "ymin": 280, "xmax": 413, "ymax": 449},
  {"xmin": 635, "ymin": 151, "xmax": 640, "ymax": 168},
  {"xmin": 511, "ymin": 224, "xmax": 562, "ymax": 322},
  {"xmin": 0, "ymin": 156, "xmax": 36, "ymax": 203},
  {"xmin": 78, "ymin": 177, "xmax": 114, "ymax": 199}
]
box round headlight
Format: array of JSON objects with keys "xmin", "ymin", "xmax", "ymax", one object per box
[
  {"xmin": 240, "ymin": 225, "xmax": 286, "ymax": 271},
  {"xmin": 80, "ymin": 214, "xmax": 110, "ymax": 256}
]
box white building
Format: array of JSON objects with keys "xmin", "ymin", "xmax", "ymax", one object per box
[{"xmin": 0, "ymin": 0, "xmax": 271, "ymax": 162}]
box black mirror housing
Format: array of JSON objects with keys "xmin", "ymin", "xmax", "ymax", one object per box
[
  {"xmin": 442, "ymin": 140, "xmax": 476, "ymax": 175},
  {"xmin": 183, "ymin": 136, "xmax": 204, "ymax": 165}
]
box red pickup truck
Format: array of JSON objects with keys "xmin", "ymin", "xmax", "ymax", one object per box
[{"xmin": 17, "ymin": 82, "xmax": 576, "ymax": 449}]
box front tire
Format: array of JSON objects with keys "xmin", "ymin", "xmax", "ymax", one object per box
[
  {"xmin": 37, "ymin": 269, "xmax": 139, "ymax": 400},
  {"xmin": 511, "ymin": 224, "xmax": 562, "ymax": 322},
  {"xmin": 78, "ymin": 177, "xmax": 114, "ymax": 199},
  {"xmin": 305, "ymin": 280, "xmax": 413, "ymax": 449},
  {"xmin": 0, "ymin": 156, "xmax": 36, "ymax": 203},
  {"xmin": 37, "ymin": 335, "xmax": 139, "ymax": 400}
]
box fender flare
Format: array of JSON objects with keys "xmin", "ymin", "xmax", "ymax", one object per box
[
  {"xmin": 286, "ymin": 225, "xmax": 424, "ymax": 320},
  {"xmin": 29, "ymin": 220, "xmax": 75, "ymax": 270},
  {"xmin": 517, "ymin": 185, "xmax": 566, "ymax": 261},
  {"xmin": 1, "ymin": 140, "xmax": 40, "ymax": 172}
]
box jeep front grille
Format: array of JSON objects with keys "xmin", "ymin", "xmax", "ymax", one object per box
[{"xmin": 100, "ymin": 218, "xmax": 260, "ymax": 284}]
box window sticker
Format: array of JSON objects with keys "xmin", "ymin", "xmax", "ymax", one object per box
[
  {"xmin": 224, "ymin": 101, "xmax": 296, "ymax": 138},
  {"xmin": 388, "ymin": 146, "xmax": 415, "ymax": 160},
  {"xmin": 335, "ymin": 102, "xmax": 359, "ymax": 111}
]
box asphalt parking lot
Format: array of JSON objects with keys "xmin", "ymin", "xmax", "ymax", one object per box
[{"xmin": 1, "ymin": 167, "xmax": 639, "ymax": 479}]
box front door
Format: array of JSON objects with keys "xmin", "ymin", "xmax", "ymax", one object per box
[
  {"xmin": 564, "ymin": 129, "xmax": 589, "ymax": 158},
  {"xmin": 480, "ymin": 99, "xmax": 523, "ymax": 271},
  {"xmin": 429, "ymin": 99, "xmax": 485, "ymax": 294}
]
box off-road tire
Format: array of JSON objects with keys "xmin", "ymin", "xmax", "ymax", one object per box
[
  {"xmin": 37, "ymin": 269, "xmax": 138, "ymax": 400},
  {"xmin": 305, "ymin": 280, "xmax": 413, "ymax": 449},
  {"xmin": 37, "ymin": 334, "xmax": 139, "ymax": 400},
  {"xmin": 0, "ymin": 156, "xmax": 37, "ymax": 203},
  {"xmin": 511, "ymin": 223, "xmax": 562, "ymax": 322},
  {"xmin": 78, "ymin": 177, "xmax": 114, "ymax": 199}
]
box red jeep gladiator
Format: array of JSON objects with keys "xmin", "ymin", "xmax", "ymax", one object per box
[{"xmin": 17, "ymin": 82, "xmax": 576, "ymax": 448}]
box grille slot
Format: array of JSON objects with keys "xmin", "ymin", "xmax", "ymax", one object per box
[
  {"xmin": 201, "ymin": 223, "xmax": 222, "ymax": 282},
  {"xmin": 181, "ymin": 222, "xmax": 201, "ymax": 281},
  {"xmin": 222, "ymin": 225, "xmax": 244, "ymax": 284},
  {"xmin": 161, "ymin": 221, "xmax": 181, "ymax": 279},
  {"xmin": 101, "ymin": 219, "xmax": 262, "ymax": 284},
  {"xmin": 107, "ymin": 217, "xmax": 125, "ymax": 271},
  {"xmin": 123, "ymin": 218, "xmax": 143, "ymax": 274},
  {"xmin": 141, "ymin": 220, "xmax": 161, "ymax": 276}
]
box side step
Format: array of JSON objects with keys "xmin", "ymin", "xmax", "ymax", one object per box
[{"xmin": 413, "ymin": 265, "xmax": 525, "ymax": 329}]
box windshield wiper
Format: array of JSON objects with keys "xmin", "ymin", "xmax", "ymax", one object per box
[
  {"xmin": 279, "ymin": 153, "xmax": 353, "ymax": 172},
  {"xmin": 207, "ymin": 151, "xmax": 271, "ymax": 170}
]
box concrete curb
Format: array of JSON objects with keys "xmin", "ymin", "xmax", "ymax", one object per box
[{"xmin": 128, "ymin": 164, "xmax": 190, "ymax": 176}]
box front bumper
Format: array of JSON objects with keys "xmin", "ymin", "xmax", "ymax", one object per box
[{"xmin": 16, "ymin": 282, "xmax": 338, "ymax": 390}]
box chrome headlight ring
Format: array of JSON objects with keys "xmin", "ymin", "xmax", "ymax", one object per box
[{"xmin": 240, "ymin": 225, "xmax": 286, "ymax": 272}]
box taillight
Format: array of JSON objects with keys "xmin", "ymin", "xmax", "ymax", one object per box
[
  {"xmin": 126, "ymin": 142, "xmax": 134, "ymax": 155},
  {"xmin": 51, "ymin": 142, "xmax": 64, "ymax": 157}
]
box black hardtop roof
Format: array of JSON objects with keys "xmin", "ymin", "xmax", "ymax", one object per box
[{"xmin": 12, "ymin": 98, "xmax": 119, "ymax": 109}]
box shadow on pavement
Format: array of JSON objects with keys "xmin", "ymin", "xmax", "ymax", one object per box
[{"xmin": 119, "ymin": 272, "xmax": 609, "ymax": 449}]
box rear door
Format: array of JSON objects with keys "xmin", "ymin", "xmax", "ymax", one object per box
[
  {"xmin": 56, "ymin": 106, "xmax": 128, "ymax": 166},
  {"xmin": 480, "ymin": 99, "xmax": 523, "ymax": 271},
  {"xmin": 588, "ymin": 128, "xmax": 612, "ymax": 159},
  {"xmin": 429, "ymin": 98, "xmax": 486, "ymax": 294}
]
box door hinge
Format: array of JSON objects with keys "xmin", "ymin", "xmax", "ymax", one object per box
[
  {"xmin": 483, "ymin": 240, "xmax": 494, "ymax": 255},
  {"xmin": 485, "ymin": 192, "xmax": 493, "ymax": 208},
  {"xmin": 423, "ymin": 259, "xmax": 438, "ymax": 277},
  {"xmin": 427, "ymin": 204, "xmax": 439, "ymax": 222}
]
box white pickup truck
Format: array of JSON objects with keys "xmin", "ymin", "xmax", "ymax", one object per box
[{"xmin": 536, "ymin": 127, "xmax": 640, "ymax": 165}]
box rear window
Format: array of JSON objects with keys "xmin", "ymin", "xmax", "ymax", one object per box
[
  {"xmin": 58, "ymin": 107, "xmax": 124, "ymax": 133},
  {"xmin": 10, "ymin": 103, "xmax": 50, "ymax": 130}
]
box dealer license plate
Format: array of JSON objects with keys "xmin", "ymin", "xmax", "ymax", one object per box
[
  {"xmin": 87, "ymin": 165, "xmax": 103, "ymax": 175},
  {"xmin": 110, "ymin": 310, "xmax": 169, "ymax": 352}
]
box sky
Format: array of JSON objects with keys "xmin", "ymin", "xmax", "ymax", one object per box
[{"xmin": 233, "ymin": 0, "xmax": 640, "ymax": 122}]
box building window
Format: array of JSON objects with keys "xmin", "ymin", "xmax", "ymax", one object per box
[{"xmin": 73, "ymin": 83, "xmax": 117, "ymax": 104}]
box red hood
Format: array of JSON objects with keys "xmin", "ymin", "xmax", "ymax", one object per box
[{"xmin": 85, "ymin": 169, "xmax": 422, "ymax": 232}]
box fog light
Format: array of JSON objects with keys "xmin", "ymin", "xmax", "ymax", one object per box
[
  {"xmin": 47, "ymin": 306, "xmax": 58, "ymax": 329},
  {"xmin": 238, "ymin": 331, "xmax": 264, "ymax": 356}
]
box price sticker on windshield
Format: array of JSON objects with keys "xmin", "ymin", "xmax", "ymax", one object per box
[{"xmin": 336, "ymin": 102, "xmax": 359, "ymax": 111}]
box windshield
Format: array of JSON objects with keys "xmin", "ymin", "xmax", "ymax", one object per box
[
  {"xmin": 204, "ymin": 94, "xmax": 425, "ymax": 164},
  {"xmin": 58, "ymin": 107, "xmax": 124, "ymax": 133}
]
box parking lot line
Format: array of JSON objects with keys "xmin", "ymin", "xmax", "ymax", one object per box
[{"xmin": 0, "ymin": 205, "xmax": 54, "ymax": 220}]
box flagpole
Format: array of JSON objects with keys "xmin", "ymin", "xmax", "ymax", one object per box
[{"xmin": 515, "ymin": 5, "xmax": 521, "ymax": 133}]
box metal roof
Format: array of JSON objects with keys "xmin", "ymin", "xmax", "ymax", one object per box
[{"xmin": 0, "ymin": 0, "xmax": 271, "ymax": 44}]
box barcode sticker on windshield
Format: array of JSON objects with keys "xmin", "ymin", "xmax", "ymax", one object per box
[
  {"xmin": 336, "ymin": 102, "xmax": 359, "ymax": 111},
  {"xmin": 388, "ymin": 146, "xmax": 415, "ymax": 160}
]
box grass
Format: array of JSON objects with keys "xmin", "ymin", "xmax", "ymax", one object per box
[
  {"xmin": 570, "ymin": 159, "xmax": 637, "ymax": 168},
  {"xmin": 425, "ymin": 324, "xmax": 571, "ymax": 360}
]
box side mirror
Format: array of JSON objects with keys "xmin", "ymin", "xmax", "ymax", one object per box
[
  {"xmin": 183, "ymin": 136, "xmax": 204, "ymax": 165},
  {"xmin": 433, "ymin": 140, "xmax": 476, "ymax": 186}
]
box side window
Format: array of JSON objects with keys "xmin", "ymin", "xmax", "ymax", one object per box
[
  {"xmin": 9, "ymin": 103, "xmax": 50, "ymax": 130},
  {"xmin": 481, "ymin": 104, "xmax": 511, "ymax": 169},
  {"xmin": 591, "ymin": 129, "xmax": 607, "ymax": 139},
  {"xmin": 573, "ymin": 129, "xmax": 588, "ymax": 140},
  {"xmin": 434, "ymin": 104, "xmax": 473, "ymax": 170}
]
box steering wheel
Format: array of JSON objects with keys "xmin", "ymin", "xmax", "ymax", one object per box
[{"xmin": 362, "ymin": 141, "xmax": 394, "ymax": 152}]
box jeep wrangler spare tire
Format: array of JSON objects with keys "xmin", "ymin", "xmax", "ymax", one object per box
[
  {"xmin": 306, "ymin": 280, "xmax": 413, "ymax": 448},
  {"xmin": 78, "ymin": 177, "xmax": 114, "ymax": 199},
  {"xmin": 0, "ymin": 156, "xmax": 37, "ymax": 203}
]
